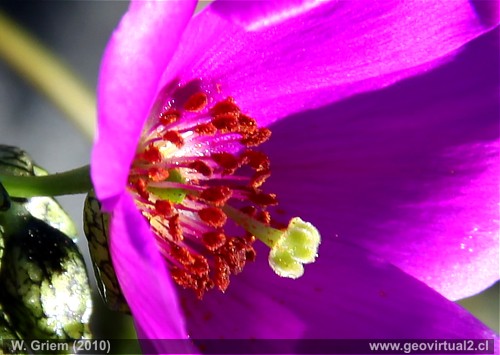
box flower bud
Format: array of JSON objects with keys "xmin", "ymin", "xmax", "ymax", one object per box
[
  {"xmin": 0, "ymin": 211, "xmax": 92, "ymax": 341},
  {"xmin": 0, "ymin": 144, "xmax": 92, "ymax": 342},
  {"xmin": 83, "ymin": 191, "xmax": 130, "ymax": 314}
]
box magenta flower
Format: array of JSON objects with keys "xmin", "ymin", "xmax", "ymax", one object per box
[{"xmin": 91, "ymin": 0, "xmax": 499, "ymax": 349}]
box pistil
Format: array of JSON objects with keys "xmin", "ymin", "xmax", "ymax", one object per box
[{"xmin": 224, "ymin": 205, "xmax": 320, "ymax": 279}]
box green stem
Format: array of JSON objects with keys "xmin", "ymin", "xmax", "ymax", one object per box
[
  {"xmin": 0, "ymin": 165, "xmax": 92, "ymax": 198},
  {"xmin": 0, "ymin": 12, "xmax": 96, "ymax": 140}
]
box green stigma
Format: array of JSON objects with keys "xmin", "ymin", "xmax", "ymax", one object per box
[
  {"xmin": 224, "ymin": 206, "xmax": 321, "ymax": 279},
  {"xmin": 268, "ymin": 218, "xmax": 321, "ymax": 278}
]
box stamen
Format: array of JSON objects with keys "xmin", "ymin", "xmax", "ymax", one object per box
[
  {"xmin": 238, "ymin": 115, "xmax": 258, "ymax": 134},
  {"xmin": 163, "ymin": 131, "xmax": 185, "ymax": 148},
  {"xmin": 127, "ymin": 86, "xmax": 321, "ymax": 297},
  {"xmin": 155, "ymin": 200, "xmax": 173, "ymax": 217},
  {"xmin": 168, "ymin": 214, "xmax": 183, "ymax": 241},
  {"xmin": 212, "ymin": 114, "xmax": 240, "ymax": 133},
  {"xmin": 184, "ymin": 92, "xmax": 208, "ymax": 112},
  {"xmin": 210, "ymin": 97, "xmax": 240, "ymax": 117},
  {"xmin": 148, "ymin": 167, "xmax": 170, "ymax": 182},
  {"xmin": 199, "ymin": 186, "xmax": 232, "ymax": 206},
  {"xmin": 241, "ymin": 128, "xmax": 272, "ymax": 147},
  {"xmin": 194, "ymin": 123, "xmax": 217, "ymax": 136},
  {"xmin": 250, "ymin": 169, "xmax": 271, "ymax": 188},
  {"xmin": 241, "ymin": 150, "xmax": 270, "ymax": 171},
  {"xmin": 188, "ymin": 160, "xmax": 213, "ymax": 177},
  {"xmin": 214, "ymin": 256, "xmax": 231, "ymax": 292},
  {"xmin": 198, "ymin": 207, "xmax": 227, "ymax": 228},
  {"xmin": 159, "ymin": 109, "xmax": 180, "ymax": 126},
  {"xmin": 202, "ymin": 231, "xmax": 226, "ymax": 251},
  {"xmin": 249, "ymin": 190, "xmax": 278, "ymax": 206},
  {"xmin": 142, "ymin": 145, "xmax": 162, "ymax": 163}
]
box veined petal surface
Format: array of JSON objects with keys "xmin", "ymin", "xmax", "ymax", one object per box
[
  {"xmin": 180, "ymin": 241, "xmax": 497, "ymax": 341},
  {"xmin": 263, "ymin": 29, "xmax": 500, "ymax": 300},
  {"xmin": 93, "ymin": 0, "xmax": 197, "ymax": 210},
  {"xmin": 211, "ymin": 0, "xmax": 327, "ymax": 30},
  {"xmin": 161, "ymin": 0, "xmax": 498, "ymax": 128}
]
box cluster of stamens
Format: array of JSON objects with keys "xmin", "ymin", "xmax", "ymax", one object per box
[
  {"xmin": 127, "ymin": 83, "xmax": 320, "ymax": 298},
  {"xmin": 127, "ymin": 85, "xmax": 280, "ymax": 298}
]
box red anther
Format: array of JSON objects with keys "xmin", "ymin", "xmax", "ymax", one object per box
[
  {"xmin": 214, "ymin": 256, "xmax": 230, "ymax": 292},
  {"xmin": 221, "ymin": 238, "xmax": 247, "ymax": 274},
  {"xmin": 198, "ymin": 207, "xmax": 227, "ymax": 228},
  {"xmin": 250, "ymin": 190, "xmax": 278, "ymax": 206},
  {"xmin": 142, "ymin": 145, "xmax": 162, "ymax": 163},
  {"xmin": 148, "ymin": 167, "xmax": 170, "ymax": 182},
  {"xmin": 250, "ymin": 169, "xmax": 271, "ymax": 188},
  {"xmin": 241, "ymin": 150, "xmax": 270, "ymax": 171},
  {"xmin": 244, "ymin": 235, "xmax": 256, "ymax": 244},
  {"xmin": 241, "ymin": 128, "xmax": 272, "ymax": 147},
  {"xmin": 155, "ymin": 199, "xmax": 174, "ymax": 217},
  {"xmin": 240, "ymin": 205, "xmax": 257, "ymax": 217},
  {"xmin": 172, "ymin": 261, "xmax": 212, "ymax": 298},
  {"xmin": 238, "ymin": 114, "xmax": 258, "ymax": 134},
  {"xmin": 169, "ymin": 214, "xmax": 183, "ymax": 241},
  {"xmin": 194, "ymin": 122, "xmax": 217, "ymax": 135},
  {"xmin": 210, "ymin": 97, "xmax": 240, "ymax": 117},
  {"xmin": 184, "ymin": 92, "xmax": 208, "ymax": 112},
  {"xmin": 163, "ymin": 130, "xmax": 185, "ymax": 148},
  {"xmin": 199, "ymin": 186, "xmax": 232, "ymax": 206},
  {"xmin": 212, "ymin": 113, "xmax": 240, "ymax": 133},
  {"xmin": 170, "ymin": 267, "xmax": 193, "ymax": 288},
  {"xmin": 134, "ymin": 179, "xmax": 150, "ymax": 200},
  {"xmin": 191, "ymin": 255, "xmax": 210, "ymax": 275},
  {"xmin": 257, "ymin": 210, "xmax": 271, "ymax": 224},
  {"xmin": 195, "ymin": 283, "xmax": 213, "ymax": 299},
  {"xmin": 159, "ymin": 109, "xmax": 180, "ymax": 126},
  {"xmin": 245, "ymin": 248, "xmax": 257, "ymax": 262},
  {"xmin": 202, "ymin": 231, "xmax": 226, "ymax": 251},
  {"xmin": 170, "ymin": 244, "xmax": 194, "ymax": 266},
  {"xmin": 211, "ymin": 152, "xmax": 240, "ymax": 171},
  {"xmin": 201, "ymin": 278, "xmax": 215, "ymax": 294},
  {"xmin": 188, "ymin": 160, "xmax": 213, "ymax": 177}
]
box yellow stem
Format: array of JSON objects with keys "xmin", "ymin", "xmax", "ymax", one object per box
[{"xmin": 0, "ymin": 11, "xmax": 95, "ymax": 140}]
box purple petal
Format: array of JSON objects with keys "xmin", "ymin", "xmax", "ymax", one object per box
[
  {"xmin": 470, "ymin": 0, "xmax": 500, "ymax": 27},
  {"xmin": 92, "ymin": 0, "xmax": 196, "ymax": 210},
  {"xmin": 262, "ymin": 29, "xmax": 500, "ymax": 300},
  {"xmin": 210, "ymin": 0, "xmax": 324, "ymax": 30},
  {"xmin": 180, "ymin": 240, "xmax": 497, "ymax": 340},
  {"xmin": 161, "ymin": 0, "xmax": 497, "ymax": 128},
  {"xmin": 110, "ymin": 193, "xmax": 187, "ymax": 340}
]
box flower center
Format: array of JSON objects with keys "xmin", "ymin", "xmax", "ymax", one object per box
[{"xmin": 127, "ymin": 81, "xmax": 320, "ymax": 298}]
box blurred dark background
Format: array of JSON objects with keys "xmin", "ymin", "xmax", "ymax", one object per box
[{"xmin": 0, "ymin": 0, "xmax": 497, "ymax": 344}]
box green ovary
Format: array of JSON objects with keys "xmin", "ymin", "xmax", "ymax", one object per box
[{"xmin": 147, "ymin": 168, "xmax": 186, "ymax": 203}]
